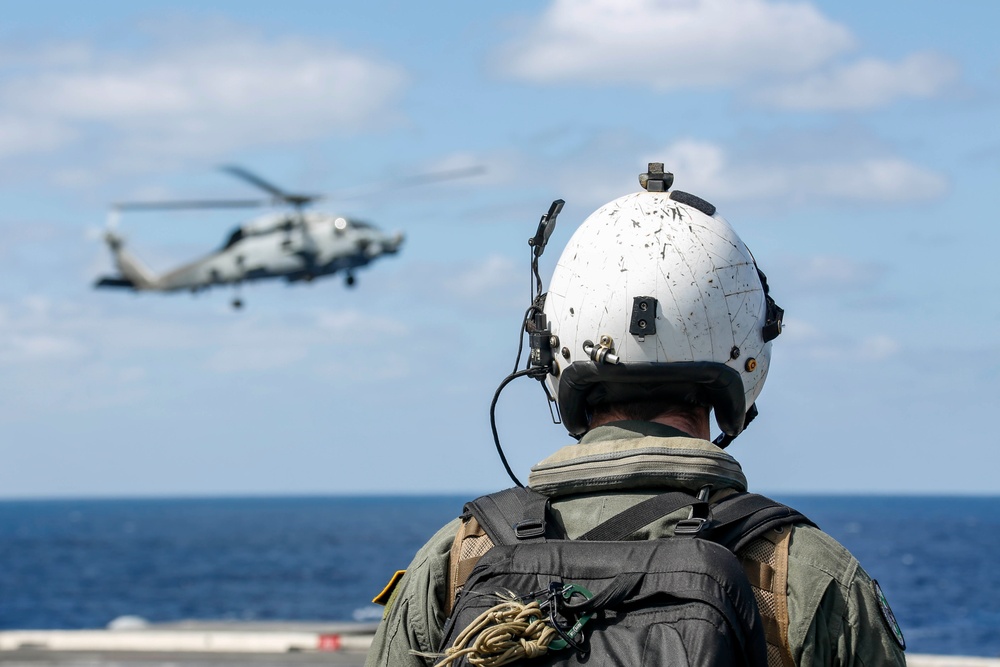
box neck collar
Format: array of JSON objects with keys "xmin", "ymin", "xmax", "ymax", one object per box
[
  {"xmin": 580, "ymin": 420, "xmax": 696, "ymax": 443},
  {"xmin": 528, "ymin": 422, "xmax": 747, "ymax": 497}
]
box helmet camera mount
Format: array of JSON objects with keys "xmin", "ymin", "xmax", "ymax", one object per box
[
  {"xmin": 489, "ymin": 199, "xmax": 565, "ymax": 488},
  {"xmin": 638, "ymin": 162, "xmax": 674, "ymax": 192}
]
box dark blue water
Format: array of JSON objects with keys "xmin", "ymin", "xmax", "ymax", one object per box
[{"xmin": 0, "ymin": 495, "xmax": 997, "ymax": 657}]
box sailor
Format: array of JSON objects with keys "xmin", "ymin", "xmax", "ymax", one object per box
[{"xmin": 366, "ymin": 165, "xmax": 907, "ymax": 667}]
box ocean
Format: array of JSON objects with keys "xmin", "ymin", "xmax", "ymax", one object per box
[{"xmin": 1, "ymin": 494, "xmax": 997, "ymax": 657}]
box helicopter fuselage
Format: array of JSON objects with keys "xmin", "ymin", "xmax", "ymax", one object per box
[
  {"xmin": 93, "ymin": 162, "xmax": 480, "ymax": 306},
  {"xmin": 97, "ymin": 211, "xmax": 404, "ymax": 294}
]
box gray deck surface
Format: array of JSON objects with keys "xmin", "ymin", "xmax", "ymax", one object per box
[
  {"xmin": 1, "ymin": 623, "xmax": 995, "ymax": 667},
  {"xmin": 0, "ymin": 650, "xmax": 366, "ymax": 667}
]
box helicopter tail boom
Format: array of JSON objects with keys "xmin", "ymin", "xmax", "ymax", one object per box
[{"xmin": 100, "ymin": 231, "xmax": 161, "ymax": 291}]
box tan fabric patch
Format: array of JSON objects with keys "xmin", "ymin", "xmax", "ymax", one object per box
[
  {"xmin": 446, "ymin": 516, "xmax": 495, "ymax": 616},
  {"xmin": 743, "ymin": 536, "xmax": 778, "ymax": 568},
  {"xmin": 741, "ymin": 528, "xmax": 794, "ymax": 667},
  {"xmin": 460, "ymin": 533, "xmax": 494, "ymax": 561},
  {"xmin": 767, "ymin": 643, "xmax": 784, "ymax": 667}
]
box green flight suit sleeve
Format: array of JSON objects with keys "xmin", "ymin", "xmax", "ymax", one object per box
[
  {"xmin": 365, "ymin": 518, "xmax": 461, "ymax": 667},
  {"xmin": 786, "ymin": 525, "xmax": 906, "ymax": 667}
]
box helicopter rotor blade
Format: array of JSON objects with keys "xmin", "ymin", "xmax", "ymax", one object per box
[
  {"xmin": 112, "ymin": 199, "xmax": 273, "ymax": 212},
  {"xmin": 394, "ymin": 165, "xmax": 487, "ymax": 188},
  {"xmin": 220, "ymin": 165, "xmax": 322, "ymax": 207},
  {"xmin": 220, "ymin": 165, "xmax": 288, "ymax": 198},
  {"xmin": 109, "ymin": 162, "xmax": 483, "ymax": 219},
  {"xmin": 330, "ymin": 165, "xmax": 486, "ymax": 201}
]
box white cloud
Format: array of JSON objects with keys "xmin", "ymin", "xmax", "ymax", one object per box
[
  {"xmin": 782, "ymin": 255, "xmax": 886, "ymax": 292},
  {"xmin": 498, "ymin": 0, "xmax": 854, "ymax": 89},
  {"xmin": 0, "ymin": 297, "xmax": 408, "ymax": 372},
  {"xmin": 173, "ymin": 308, "xmax": 410, "ymax": 374},
  {"xmin": 383, "ymin": 256, "xmax": 525, "ymax": 323},
  {"xmin": 780, "ymin": 317, "xmax": 900, "ymax": 362},
  {"xmin": 0, "ymin": 25, "xmax": 407, "ymax": 161},
  {"xmin": 406, "ymin": 129, "xmax": 948, "ymax": 215},
  {"xmin": 448, "ymin": 255, "xmax": 520, "ymax": 299},
  {"xmin": 427, "ymin": 130, "xmax": 948, "ymax": 213},
  {"xmin": 753, "ymin": 52, "xmax": 959, "ymax": 110},
  {"xmin": 654, "ymin": 138, "xmax": 948, "ymax": 205},
  {"xmin": 496, "ymin": 1, "xmax": 960, "ymax": 112},
  {"xmin": 315, "ymin": 308, "xmax": 409, "ymax": 337},
  {"xmin": 0, "ymin": 116, "xmax": 77, "ymax": 158},
  {"xmin": 0, "ymin": 333, "xmax": 86, "ymax": 364},
  {"xmin": 0, "ymin": 296, "xmax": 419, "ymax": 421},
  {"xmin": 205, "ymin": 345, "xmax": 308, "ymax": 374},
  {"xmin": 857, "ymin": 334, "xmax": 900, "ymax": 361}
]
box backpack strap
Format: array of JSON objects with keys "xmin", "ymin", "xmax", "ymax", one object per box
[
  {"xmin": 576, "ymin": 491, "xmax": 708, "ymax": 541},
  {"xmin": 446, "ymin": 487, "xmax": 553, "ymax": 615},
  {"xmin": 703, "ymin": 493, "xmax": 813, "ymax": 667},
  {"xmin": 573, "ymin": 490, "xmax": 811, "ymax": 667},
  {"xmin": 706, "ymin": 492, "xmax": 816, "ymax": 552},
  {"xmin": 572, "ymin": 490, "xmax": 812, "ymax": 545},
  {"xmin": 464, "ymin": 486, "xmax": 552, "ymax": 545}
]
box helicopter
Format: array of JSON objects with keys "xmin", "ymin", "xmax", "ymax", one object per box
[{"xmin": 94, "ymin": 164, "xmax": 481, "ymax": 308}]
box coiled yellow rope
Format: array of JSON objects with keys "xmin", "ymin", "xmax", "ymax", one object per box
[{"xmin": 428, "ymin": 598, "xmax": 559, "ymax": 667}]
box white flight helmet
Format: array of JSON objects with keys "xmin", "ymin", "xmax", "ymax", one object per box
[{"xmin": 542, "ymin": 164, "xmax": 783, "ymax": 444}]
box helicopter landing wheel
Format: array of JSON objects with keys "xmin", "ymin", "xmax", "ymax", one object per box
[
  {"xmin": 232, "ymin": 297, "xmax": 244, "ymax": 310},
  {"xmin": 345, "ymin": 273, "xmax": 356, "ymax": 287}
]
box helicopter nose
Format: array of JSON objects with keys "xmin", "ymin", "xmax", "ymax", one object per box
[{"xmin": 387, "ymin": 231, "xmax": 404, "ymax": 253}]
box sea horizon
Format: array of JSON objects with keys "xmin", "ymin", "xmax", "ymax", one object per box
[
  {"xmin": 3, "ymin": 494, "xmax": 998, "ymax": 656},
  {"xmin": 2, "ymin": 490, "xmax": 998, "ymax": 503}
]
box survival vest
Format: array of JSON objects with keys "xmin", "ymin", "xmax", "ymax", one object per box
[{"xmin": 438, "ymin": 487, "xmax": 814, "ymax": 667}]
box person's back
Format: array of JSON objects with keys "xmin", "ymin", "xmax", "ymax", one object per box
[{"xmin": 366, "ymin": 166, "xmax": 906, "ymax": 667}]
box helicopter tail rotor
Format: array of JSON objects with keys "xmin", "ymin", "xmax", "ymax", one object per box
[
  {"xmin": 90, "ymin": 209, "xmax": 160, "ymax": 291},
  {"xmin": 107, "ymin": 208, "xmax": 122, "ymax": 230},
  {"xmin": 85, "ymin": 207, "xmax": 121, "ymax": 241},
  {"xmin": 103, "ymin": 228, "xmax": 125, "ymax": 252}
]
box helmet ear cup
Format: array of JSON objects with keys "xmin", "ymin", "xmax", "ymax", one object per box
[
  {"xmin": 543, "ymin": 188, "xmax": 777, "ymax": 441},
  {"xmin": 757, "ymin": 267, "xmax": 785, "ymax": 343}
]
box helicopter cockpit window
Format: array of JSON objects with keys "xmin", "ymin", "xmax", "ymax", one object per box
[{"xmin": 221, "ymin": 228, "xmax": 244, "ymax": 250}]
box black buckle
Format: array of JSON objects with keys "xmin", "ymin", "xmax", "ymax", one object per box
[
  {"xmin": 674, "ymin": 517, "xmax": 710, "ymax": 536},
  {"xmin": 514, "ymin": 519, "xmax": 545, "ymax": 539},
  {"xmin": 675, "ymin": 491, "xmax": 711, "ymax": 535}
]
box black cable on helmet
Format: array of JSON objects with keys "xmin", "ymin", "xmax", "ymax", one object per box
[
  {"xmin": 512, "ymin": 301, "xmax": 540, "ymax": 374},
  {"xmin": 489, "ymin": 367, "xmax": 547, "ymax": 488},
  {"xmin": 490, "ymin": 199, "xmax": 565, "ymax": 488}
]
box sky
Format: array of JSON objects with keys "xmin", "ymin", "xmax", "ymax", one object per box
[{"xmin": 0, "ymin": 0, "xmax": 997, "ymax": 499}]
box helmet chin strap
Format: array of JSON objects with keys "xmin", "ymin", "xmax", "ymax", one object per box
[{"xmin": 713, "ymin": 403, "xmax": 759, "ymax": 448}]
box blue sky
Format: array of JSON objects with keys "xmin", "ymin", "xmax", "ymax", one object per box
[{"xmin": 0, "ymin": 0, "xmax": 997, "ymax": 498}]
